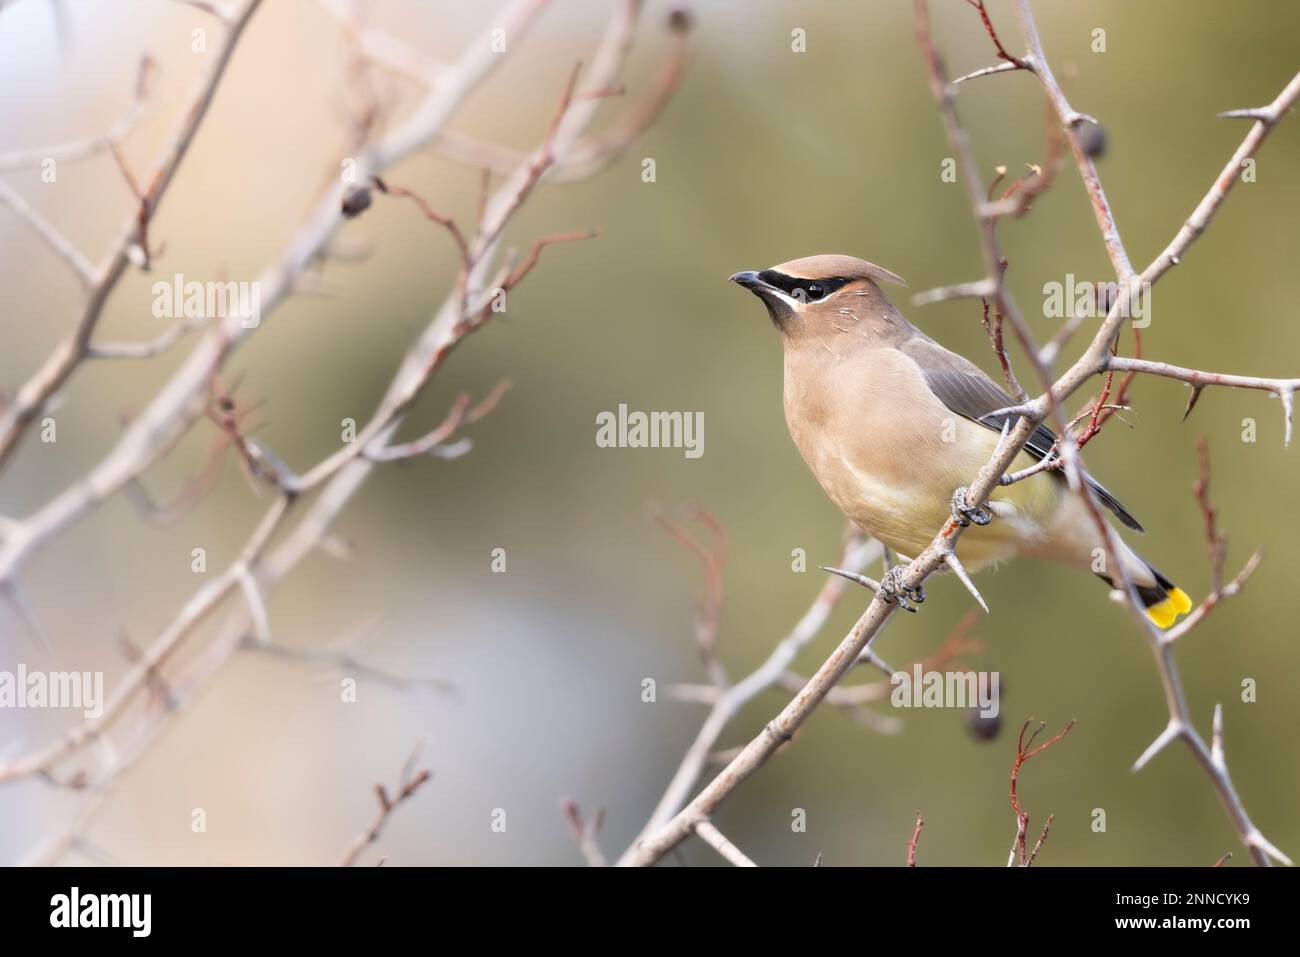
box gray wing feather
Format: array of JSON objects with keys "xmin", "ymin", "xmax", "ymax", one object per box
[{"xmin": 903, "ymin": 339, "xmax": 1144, "ymax": 533}]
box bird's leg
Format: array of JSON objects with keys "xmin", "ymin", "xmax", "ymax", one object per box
[
  {"xmin": 821, "ymin": 563, "xmax": 925, "ymax": 611},
  {"xmin": 881, "ymin": 564, "xmax": 926, "ymax": 612},
  {"xmin": 951, "ymin": 485, "xmax": 993, "ymax": 527}
]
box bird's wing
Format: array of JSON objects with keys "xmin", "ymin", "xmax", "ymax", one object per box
[{"xmin": 900, "ymin": 337, "xmax": 1144, "ymax": 532}]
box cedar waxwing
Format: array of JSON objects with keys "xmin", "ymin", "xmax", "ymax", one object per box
[{"xmin": 730, "ymin": 254, "xmax": 1192, "ymax": 628}]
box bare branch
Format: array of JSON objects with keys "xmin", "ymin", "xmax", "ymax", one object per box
[
  {"xmin": 907, "ymin": 812, "xmax": 924, "ymax": 867},
  {"xmin": 654, "ymin": 505, "xmax": 728, "ymax": 686},
  {"xmin": 964, "ymin": 0, "xmax": 1027, "ymax": 69},
  {"xmin": 1108, "ymin": 356, "xmax": 1297, "ymax": 446},
  {"xmin": 561, "ymin": 799, "xmax": 607, "ymax": 867},
  {"xmin": 339, "ymin": 743, "xmax": 432, "ymax": 866},
  {"xmin": 0, "ymin": 177, "xmax": 96, "ymax": 283},
  {"xmin": 7, "ymin": 0, "xmax": 677, "ymax": 860},
  {"xmin": 0, "ymin": 0, "xmax": 266, "ymax": 469},
  {"xmin": 240, "ymin": 628, "xmax": 453, "ymax": 695},
  {"xmin": 0, "ymin": 54, "xmax": 156, "ymax": 172},
  {"xmin": 316, "ymin": 0, "xmax": 445, "ymax": 87},
  {"xmin": 1008, "ymin": 719, "xmax": 1074, "ymax": 866},
  {"xmin": 0, "ymin": 0, "xmax": 554, "ymax": 583},
  {"xmin": 86, "ymin": 316, "xmax": 209, "ymax": 360},
  {"xmin": 616, "ymin": 533, "xmax": 882, "ymax": 862},
  {"xmin": 364, "ymin": 381, "xmax": 511, "ymax": 464},
  {"xmin": 695, "ymin": 819, "xmax": 757, "ymax": 867}
]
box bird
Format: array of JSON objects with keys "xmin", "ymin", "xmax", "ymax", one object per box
[{"xmin": 729, "ymin": 253, "xmax": 1191, "ymax": 628}]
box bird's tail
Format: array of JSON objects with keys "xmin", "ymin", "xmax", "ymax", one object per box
[{"xmin": 1098, "ymin": 555, "xmax": 1192, "ymax": 629}]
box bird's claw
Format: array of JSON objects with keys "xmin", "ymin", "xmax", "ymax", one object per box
[
  {"xmin": 951, "ymin": 485, "xmax": 993, "ymax": 527},
  {"xmin": 821, "ymin": 563, "xmax": 924, "ymax": 612},
  {"xmin": 881, "ymin": 564, "xmax": 925, "ymax": 612}
]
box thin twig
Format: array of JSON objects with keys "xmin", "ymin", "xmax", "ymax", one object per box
[{"xmin": 338, "ymin": 743, "xmax": 432, "ymax": 866}]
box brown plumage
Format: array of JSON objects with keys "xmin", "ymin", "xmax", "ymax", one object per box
[{"xmin": 730, "ymin": 254, "xmax": 1191, "ymax": 627}]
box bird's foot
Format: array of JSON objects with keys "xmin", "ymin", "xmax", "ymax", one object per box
[
  {"xmin": 951, "ymin": 485, "xmax": 993, "ymax": 527},
  {"xmin": 881, "ymin": 564, "xmax": 925, "ymax": 613},
  {"xmin": 819, "ymin": 563, "xmax": 924, "ymax": 612}
]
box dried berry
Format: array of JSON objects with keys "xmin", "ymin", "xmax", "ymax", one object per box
[
  {"xmin": 667, "ymin": 9, "xmax": 693, "ymax": 35},
  {"xmin": 341, "ymin": 186, "xmax": 373, "ymax": 219},
  {"xmin": 966, "ymin": 707, "xmax": 1003, "ymax": 741},
  {"xmin": 1074, "ymin": 121, "xmax": 1107, "ymax": 160}
]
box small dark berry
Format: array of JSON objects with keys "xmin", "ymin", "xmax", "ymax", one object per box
[
  {"xmin": 667, "ymin": 9, "xmax": 693, "ymax": 35},
  {"xmin": 1074, "ymin": 121, "xmax": 1107, "ymax": 160},
  {"xmin": 966, "ymin": 707, "xmax": 1003, "ymax": 741},
  {"xmin": 341, "ymin": 186, "xmax": 373, "ymax": 219}
]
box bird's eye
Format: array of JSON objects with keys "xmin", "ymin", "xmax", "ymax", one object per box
[{"xmin": 806, "ymin": 283, "xmax": 824, "ymax": 300}]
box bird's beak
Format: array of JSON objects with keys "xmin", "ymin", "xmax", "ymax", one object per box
[
  {"xmin": 731, "ymin": 269, "xmax": 793, "ymax": 331},
  {"xmin": 729, "ymin": 270, "xmax": 767, "ymax": 292}
]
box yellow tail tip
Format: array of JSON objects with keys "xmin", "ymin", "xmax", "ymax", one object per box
[{"xmin": 1146, "ymin": 587, "xmax": 1193, "ymax": 629}]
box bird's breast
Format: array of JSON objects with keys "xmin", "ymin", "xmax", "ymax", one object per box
[{"xmin": 781, "ymin": 346, "xmax": 1058, "ymax": 565}]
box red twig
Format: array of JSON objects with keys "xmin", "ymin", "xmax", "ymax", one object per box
[
  {"xmin": 1095, "ymin": 328, "xmax": 1141, "ymax": 430},
  {"xmin": 370, "ymin": 176, "xmax": 471, "ymax": 266},
  {"xmin": 339, "ymin": 744, "xmax": 432, "ymax": 866},
  {"xmin": 656, "ymin": 505, "xmax": 728, "ymax": 679},
  {"xmin": 977, "ymin": 104, "xmax": 1065, "ymax": 402},
  {"xmin": 1009, "ymin": 718, "xmax": 1074, "ymax": 866},
  {"xmin": 1193, "ymin": 438, "xmax": 1227, "ymax": 593},
  {"xmin": 907, "ymin": 812, "xmax": 924, "ymax": 867},
  {"xmin": 964, "ymin": 0, "xmax": 1027, "ymax": 69},
  {"xmin": 561, "ymin": 797, "xmax": 607, "ymax": 867},
  {"xmin": 921, "ymin": 608, "xmax": 985, "ymax": 672},
  {"xmin": 368, "ymin": 380, "xmax": 512, "ymax": 463},
  {"xmin": 500, "ymin": 230, "xmax": 598, "ymax": 290},
  {"xmin": 1161, "ymin": 438, "xmax": 1263, "ymax": 645}
]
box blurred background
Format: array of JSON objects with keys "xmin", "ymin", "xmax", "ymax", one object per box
[{"xmin": 0, "ymin": 0, "xmax": 1297, "ymax": 866}]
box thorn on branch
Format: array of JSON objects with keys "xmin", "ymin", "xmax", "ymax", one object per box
[
  {"xmin": 951, "ymin": 61, "xmax": 1021, "ymax": 86},
  {"xmin": 1218, "ymin": 108, "xmax": 1272, "ymax": 122},
  {"xmin": 943, "ymin": 547, "xmax": 988, "ymax": 613}
]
